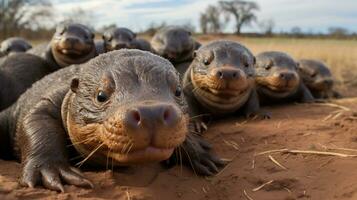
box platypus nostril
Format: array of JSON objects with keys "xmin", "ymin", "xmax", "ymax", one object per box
[
  {"xmin": 124, "ymin": 103, "xmax": 181, "ymax": 130},
  {"xmin": 126, "ymin": 109, "xmax": 141, "ymax": 128}
]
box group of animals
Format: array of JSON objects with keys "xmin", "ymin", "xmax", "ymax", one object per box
[{"xmin": 0, "ymin": 23, "xmax": 340, "ymax": 192}]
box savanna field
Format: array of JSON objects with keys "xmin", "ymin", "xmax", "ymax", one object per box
[
  {"xmin": 196, "ymin": 35, "xmax": 357, "ymax": 97},
  {"xmin": 1, "ymin": 36, "xmax": 356, "ymax": 200}
]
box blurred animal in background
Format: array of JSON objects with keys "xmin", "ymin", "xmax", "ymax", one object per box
[
  {"xmin": 183, "ymin": 40, "xmax": 267, "ymax": 133},
  {"xmin": 151, "ymin": 26, "xmax": 201, "ymax": 75},
  {"xmin": 28, "ymin": 23, "xmax": 97, "ymax": 69},
  {"xmin": 297, "ymin": 59, "xmax": 342, "ymax": 99},
  {"xmin": 0, "ymin": 37, "xmax": 32, "ymax": 57},
  {"xmin": 96, "ymin": 27, "xmax": 152, "ymax": 54},
  {"xmin": 255, "ymin": 51, "xmax": 314, "ymax": 104},
  {"xmin": 0, "ymin": 53, "xmax": 52, "ymax": 111}
]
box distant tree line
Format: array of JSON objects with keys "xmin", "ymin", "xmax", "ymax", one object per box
[
  {"xmin": 199, "ymin": 0, "xmax": 260, "ymax": 35},
  {"xmin": 0, "ymin": 0, "xmax": 54, "ymax": 39},
  {"xmin": 0, "ymin": 0, "xmax": 356, "ymax": 40},
  {"xmin": 0, "ymin": 0, "xmax": 95, "ymax": 40},
  {"xmin": 197, "ymin": 0, "xmax": 356, "ymax": 39}
]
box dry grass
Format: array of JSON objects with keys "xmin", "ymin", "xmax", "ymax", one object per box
[
  {"xmin": 30, "ymin": 35, "xmax": 357, "ymax": 96},
  {"xmin": 196, "ymin": 35, "xmax": 357, "ymax": 96},
  {"xmin": 255, "ymin": 148, "xmax": 357, "ymax": 158}
]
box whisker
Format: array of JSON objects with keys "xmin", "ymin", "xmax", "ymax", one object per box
[
  {"xmin": 76, "ymin": 143, "xmax": 105, "ymax": 168},
  {"xmin": 66, "ymin": 136, "xmax": 97, "ymax": 147},
  {"xmin": 121, "ymin": 141, "xmax": 130, "ymax": 154},
  {"xmin": 180, "ymin": 144, "xmax": 198, "ymax": 177},
  {"xmin": 69, "ymin": 154, "xmax": 84, "ymax": 162},
  {"xmin": 189, "ymin": 114, "xmax": 210, "ymax": 120},
  {"xmin": 111, "ymin": 150, "xmax": 114, "ymax": 171},
  {"xmin": 125, "ymin": 142, "xmax": 134, "ymax": 157},
  {"xmin": 106, "ymin": 147, "xmax": 111, "ymax": 170},
  {"xmin": 189, "ymin": 131, "xmax": 202, "ymax": 136},
  {"xmin": 192, "ymin": 86, "xmax": 201, "ymax": 93},
  {"xmin": 179, "ymin": 146, "xmax": 183, "ymax": 175}
]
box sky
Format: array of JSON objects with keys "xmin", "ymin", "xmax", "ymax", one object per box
[{"xmin": 51, "ymin": 0, "xmax": 357, "ymax": 33}]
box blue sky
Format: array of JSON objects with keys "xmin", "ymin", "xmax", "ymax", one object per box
[{"xmin": 51, "ymin": 0, "xmax": 357, "ymax": 33}]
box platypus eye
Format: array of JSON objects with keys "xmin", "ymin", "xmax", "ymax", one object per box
[
  {"xmin": 57, "ymin": 26, "xmax": 66, "ymax": 35},
  {"xmin": 202, "ymin": 51, "xmax": 214, "ymax": 66},
  {"xmin": 97, "ymin": 90, "xmax": 109, "ymax": 103},
  {"xmin": 175, "ymin": 86, "xmax": 182, "ymax": 97},
  {"xmin": 107, "ymin": 35, "xmax": 113, "ymax": 42},
  {"xmin": 311, "ymin": 73, "xmax": 317, "ymax": 78},
  {"xmin": 203, "ymin": 59, "xmax": 211, "ymax": 66},
  {"xmin": 265, "ymin": 60, "xmax": 273, "ymax": 70},
  {"xmin": 156, "ymin": 37, "xmax": 164, "ymax": 44},
  {"xmin": 244, "ymin": 62, "xmax": 250, "ymax": 68}
]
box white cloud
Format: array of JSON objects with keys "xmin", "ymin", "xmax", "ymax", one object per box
[
  {"xmin": 52, "ymin": 0, "xmax": 220, "ymax": 31},
  {"xmin": 50, "ymin": 0, "xmax": 357, "ymax": 33},
  {"xmin": 249, "ymin": 0, "xmax": 357, "ymax": 33}
]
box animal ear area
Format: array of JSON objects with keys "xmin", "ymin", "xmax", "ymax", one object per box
[
  {"xmin": 70, "ymin": 77, "xmax": 79, "ymax": 93},
  {"xmin": 253, "ymin": 56, "xmax": 256, "ymax": 65},
  {"xmin": 194, "ymin": 41, "xmax": 202, "ymax": 50},
  {"xmin": 56, "ymin": 23, "xmax": 67, "ymax": 34},
  {"xmin": 103, "ymin": 32, "xmax": 112, "ymax": 41},
  {"xmin": 295, "ymin": 62, "xmax": 301, "ymax": 70}
]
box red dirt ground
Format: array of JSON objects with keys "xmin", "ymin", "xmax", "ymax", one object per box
[{"xmin": 0, "ymin": 97, "xmax": 356, "ymax": 200}]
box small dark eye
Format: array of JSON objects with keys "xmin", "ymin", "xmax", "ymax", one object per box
[
  {"xmin": 175, "ymin": 86, "xmax": 182, "ymax": 97},
  {"xmin": 58, "ymin": 27, "xmax": 66, "ymax": 35},
  {"xmin": 97, "ymin": 91, "xmax": 109, "ymax": 102},
  {"xmin": 311, "ymin": 73, "xmax": 317, "ymax": 78},
  {"xmin": 203, "ymin": 59, "xmax": 211, "ymax": 65},
  {"xmin": 265, "ymin": 65, "xmax": 271, "ymax": 70},
  {"xmin": 244, "ymin": 63, "xmax": 250, "ymax": 68},
  {"xmin": 158, "ymin": 37, "xmax": 165, "ymax": 44}
]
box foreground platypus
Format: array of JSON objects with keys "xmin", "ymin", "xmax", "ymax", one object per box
[{"xmin": 0, "ymin": 50, "xmax": 223, "ymax": 192}]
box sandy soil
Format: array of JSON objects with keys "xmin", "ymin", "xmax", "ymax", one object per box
[{"xmin": 0, "ymin": 97, "xmax": 356, "ymax": 200}]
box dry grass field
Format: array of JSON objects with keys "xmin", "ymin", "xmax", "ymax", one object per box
[
  {"xmin": 1, "ymin": 36, "xmax": 356, "ymax": 200},
  {"xmin": 196, "ymin": 35, "xmax": 357, "ymax": 97},
  {"xmin": 33, "ymin": 35, "xmax": 357, "ymax": 96}
]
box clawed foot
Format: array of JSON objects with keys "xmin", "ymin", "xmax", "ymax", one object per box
[
  {"xmin": 246, "ymin": 111, "xmax": 272, "ymax": 120},
  {"xmin": 191, "ymin": 119, "xmax": 208, "ymax": 134},
  {"xmin": 165, "ymin": 134, "xmax": 226, "ymax": 176},
  {"xmin": 21, "ymin": 159, "xmax": 93, "ymax": 192}
]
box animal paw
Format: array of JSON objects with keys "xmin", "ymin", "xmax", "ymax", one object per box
[
  {"xmin": 21, "ymin": 158, "xmax": 93, "ymax": 192},
  {"xmin": 246, "ymin": 111, "xmax": 272, "ymax": 120},
  {"xmin": 181, "ymin": 134, "xmax": 226, "ymax": 176},
  {"xmin": 190, "ymin": 119, "xmax": 208, "ymax": 134}
]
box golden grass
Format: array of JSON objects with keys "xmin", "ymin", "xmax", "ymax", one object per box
[
  {"xmin": 30, "ymin": 35, "xmax": 357, "ymax": 95},
  {"xmin": 196, "ymin": 35, "xmax": 357, "ymax": 95}
]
